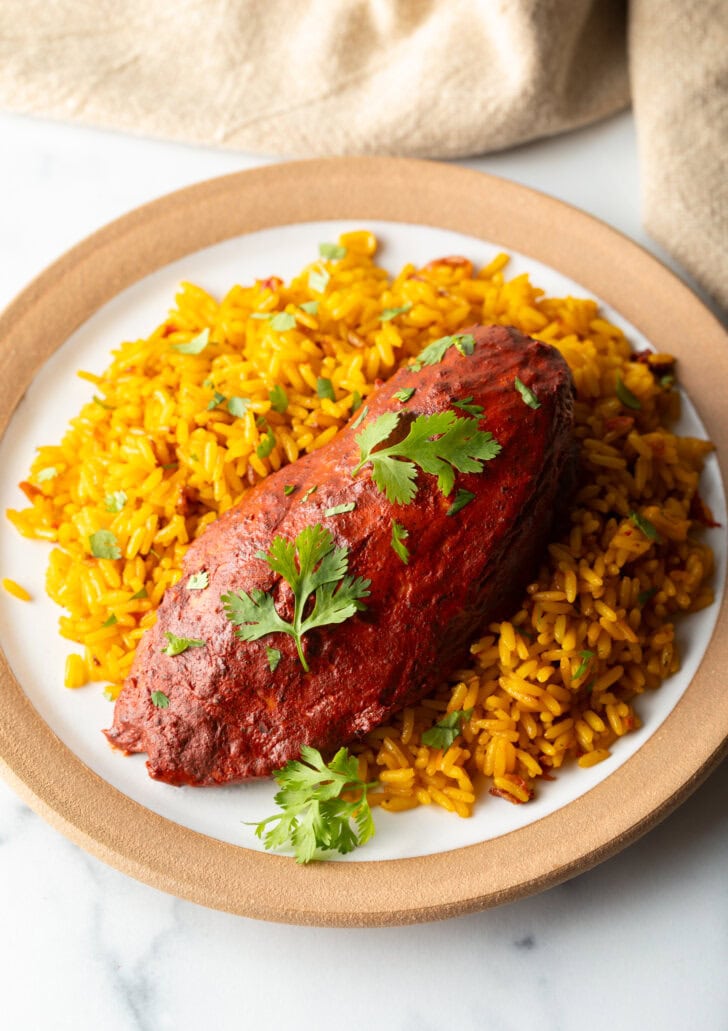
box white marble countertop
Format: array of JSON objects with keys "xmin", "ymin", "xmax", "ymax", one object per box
[{"xmin": 1, "ymin": 110, "xmax": 726, "ymax": 1031}]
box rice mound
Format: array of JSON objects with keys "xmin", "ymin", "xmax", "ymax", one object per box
[{"xmin": 7, "ymin": 230, "xmax": 716, "ymax": 816}]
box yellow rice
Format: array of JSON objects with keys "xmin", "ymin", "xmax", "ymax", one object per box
[{"xmin": 7, "ymin": 229, "xmax": 716, "ymax": 814}]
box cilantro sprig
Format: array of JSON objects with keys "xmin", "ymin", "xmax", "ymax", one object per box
[
  {"xmin": 222, "ymin": 524, "xmax": 370, "ymax": 673},
  {"xmin": 410, "ymin": 333, "xmax": 475, "ymax": 371},
  {"xmin": 421, "ymin": 708, "xmax": 473, "ymax": 749},
  {"xmin": 352, "ymin": 409, "xmax": 501, "ymax": 505},
  {"xmin": 252, "ymin": 745, "xmax": 376, "ymax": 863}
]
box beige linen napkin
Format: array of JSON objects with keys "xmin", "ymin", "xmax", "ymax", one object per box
[{"xmin": 0, "ymin": 0, "xmax": 725, "ymax": 309}]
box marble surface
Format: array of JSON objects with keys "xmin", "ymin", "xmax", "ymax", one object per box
[{"xmin": 1, "ymin": 109, "xmax": 727, "ymax": 1031}]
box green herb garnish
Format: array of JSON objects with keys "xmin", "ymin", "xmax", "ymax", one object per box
[
  {"xmin": 616, "ymin": 374, "xmax": 642, "ymax": 411},
  {"xmin": 104, "ymin": 490, "xmax": 127, "ymax": 513},
  {"xmin": 638, "ymin": 586, "xmax": 658, "ymax": 606},
  {"xmin": 252, "ymin": 745, "xmax": 376, "ymax": 863},
  {"xmin": 102, "ymin": 613, "xmax": 118, "ymax": 627},
  {"xmin": 452, "ymin": 396, "xmax": 484, "ymax": 418},
  {"xmin": 173, "ymin": 329, "xmax": 210, "ymax": 355},
  {"xmin": 300, "ymin": 485, "xmax": 318, "ymax": 503},
  {"xmin": 309, "ymin": 266, "xmax": 330, "ymax": 293},
  {"xmin": 227, "ymin": 396, "xmax": 250, "ymax": 418},
  {"xmin": 514, "ymin": 377, "xmax": 541, "ymax": 409},
  {"xmin": 222, "ymin": 524, "xmax": 370, "ymax": 673},
  {"xmin": 267, "ymin": 647, "xmax": 282, "ymax": 673},
  {"xmin": 89, "ymin": 530, "xmax": 122, "ymax": 560},
  {"xmin": 270, "ymin": 312, "xmax": 297, "ymax": 332},
  {"xmin": 283, "ymin": 484, "xmax": 297, "ymax": 496},
  {"xmin": 324, "ymin": 502, "xmax": 356, "ymax": 517},
  {"xmin": 130, "ymin": 587, "xmax": 148, "ymax": 600},
  {"xmin": 350, "ymin": 390, "xmax": 363, "ymax": 415},
  {"xmin": 630, "ymin": 511, "xmax": 660, "ymax": 541},
  {"xmin": 574, "ymin": 650, "xmax": 595, "ymax": 680},
  {"xmin": 380, "ymin": 303, "xmax": 412, "ymax": 322},
  {"xmin": 390, "ymin": 520, "xmax": 409, "ymax": 564},
  {"xmin": 353, "ymin": 410, "xmax": 501, "ymax": 505},
  {"xmin": 256, "ymin": 424, "xmax": 276, "ymax": 459},
  {"xmin": 351, "ymin": 404, "xmax": 368, "ymax": 429},
  {"xmin": 446, "ymin": 489, "xmax": 475, "ymax": 516},
  {"xmin": 187, "ymin": 571, "xmax": 209, "ymax": 591},
  {"xmin": 37, "ymin": 467, "xmax": 58, "ymax": 483},
  {"xmin": 410, "ymin": 333, "xmax": 476, "ymax": 371},
  {"xmin": 93, "ymin": 395, "xmax": 114, "ymax": 410},
  {"xmin": 151, "ymin": 690, "xmax": 170, "ymax": 709},
  {"xmin": 161, "ymin": 632, "xmax": 206, "ymax": 656},
  {"xmin": 316, "ymin": 377, "xmax": 335, "ymax": 401},
  {"xmin": 207, "ymin": 390, "xmax": 227, "ymax": 411},
  {"xmin": 267, "ymin": 384, "xmax": 288, "ymax": 414},
  {"xmin": 393, "ymin": 387, "xmax": 415, "ymax": 403},
  {"xmin": 421, "ymin": 708, "xmax": 473, "ymax": 749},
  {"xmin": 299, "ymin": 301, "xmax": 319, "ymax": 315},
  {"xmin": 319, "ymin": 242, "xmax": 347, "ymax": 261}
]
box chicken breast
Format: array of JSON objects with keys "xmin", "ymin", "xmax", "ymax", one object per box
[{"xmin": 105, "ymin": 324, "xmax": 574, "ymax": 784}]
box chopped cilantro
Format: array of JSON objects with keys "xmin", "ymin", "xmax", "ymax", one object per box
[
  {"xmin": 446, "ymin": 489, "xmax": 476, "ymax": 516},
  {"xmin": 317, "ymin": 377, "xmax": 335, "ymax": 401},
  {"xmin": 267, "ymin": 647, "xmax": 282, "ymax": 673},
  {"xmin": 300, "ymin": 485, "xmax": 318, "ymax": 503},
  {"xmin": 207, "ymin": 391, "xmax": 227, "ymax": 411},
  {"xmin": 324, "ymin": 502, "xmax": 356, "ymax": 517},
  {"xmin": 351, "ymin": 404, "xmax": 368, "ymax": 429},
  {"xmin": 222, "ymin": 524, "xmax": 370, "ymax": 673},
  {"xmin": 227, "ymin": 396, "xmax": 250, "ymax": 418},
  {"xmin": 514, "ymin": 377, "xmax": 541, "ymax": 409},
  {"xmin": 256, "ymin": 424, "xmax": 276, "ymax": 459},
  {"xmin": 393, "ymin": 387, "xmax": 415, "ymax": 403},
  {"xmin": 300, "ymin": 301, "xmax": 319, "ymax": 315},
  {"xmin": 421, "ymin": 709, "xmax": 473, "ymax": 749},
  {"xmin": 309, "ymin": 266, "xmax": 330, "ymax": 293},
  {"xmin": 151, "ymin": 690, "xmax": 170, "ymax": 709},
  {"xmin": 102, "ymin": 613, "xmax": 118, "ymax": 627},
  {"xmin": 616, "ymin": 374, "xmax": 642, "ymax": 411},
  {"xmin": 89, "ymin": 530, "xmax": 121, "ymax": 560},
  {"xmin": 36, "ymin": 467, "xmax": 58, "ymax": 483},
  {"xmin": 350, "ymin": 390, "xmax": 363, "ymax": 415},
  {"xmin": 283, "ymin": 484, "xmax": 297, "ymax": 496},
  {"xmin": 270, "ymin": 312, "xmax": 297, "ymax": 332},
  {"xmin": 574, "ymin": 650, "xmax": 595, "ymax": 679},
  {"xmin": 380, "ymin": 303, "xmax": 412, "ymax": 322},
  {"xmin": 319, "ymin": 242, "xmax": 347, "ymax": 261},
  {"xmin": 187, "ymin": 571, "xmax": 209, "ymax": 591},
  {"xmin": 410, "ymin": 333, "xmax": 476, "ymax": 371},
  {"xmin": 161, "ymin": 631, "xmax": 206, "ymax": 656},
  {"xmin": 630, "ymin": 511, "xmax": 660, "ymax": 541},
  {"xmin": 105, "ymin": 490, "xmax": 127, "ymax": 513},
  {"xmin": 390, "ymin": 520, "xmax": 409, "ymax": 564},
  {"xmin": 269, "ymin": 384, "xmax": 289, "ymax": 414},
  {"xmin": 452, "ymin": 396, "xmax": 484, "ymax": 418},
  {"xmin": 173, "ymin": 328, "xmax": 209, "ymax": 355},
  {"xmin": 93, "ymin": 395, "xmax": 114, "ymax": 410},
  {"xmin": 130, "ymin": 587, "xmax": 148, "ymax": 600}
]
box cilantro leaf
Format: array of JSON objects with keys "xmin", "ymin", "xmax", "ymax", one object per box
[
  {"xmin": 319, "ymin": 242, "xmax": 347, "ymax": 260},
  {"xmin": 222, "ymin": 524, "xmax": 370, "ymax": 673},
  {"xmin": 251, "ymin": 745, "xmax": 376, "ymax": 863},
  {"xmin": 630, "ymin": 511, "xmax": 660, "ymax": 541},
  {"xmin": 105, "ymin": 490, "xmax": 127, "ymax": 513},
  {"xmin": 574, "ymin": 649, "xmax": 595, "ymax": 680},
  {"xmin": 151, "ymin": 690, "xmax": 170, "ymax": 709},
  {"xmin": 616, "ymin": 374, "xmax": 642, "ymax": 411},
  {"xmin": 514, "ymin": 377, "xmax": 541, "ymax": 409},
  {"xmin": 93, "ymin": 395, "xmax": 114, "ymax": 410},
  {"xmin": 350, "ymin": 390, "xmax": 363, "ymax": 415},
  {"xmin": 411, "ymin": 333, "xmax": 476, "ymax": 371},
  {"xmin": 207, "ymin": 391, "xmax": 227, "ymax": 411},
  {"xmin": 353, "ymin": 410, "xmax": 501, "ymax": 505},
  {"xmin": 380, "ymin": 303, "xmax": 412, "ymax": 322},
  {"xmin": 317, "ymin": 377, "xmax": 335, "ymax": 401},
  {"xmin": 299, "ymin": 301, "xmax": 319, "ymax": 315},
  {"xmin": 130, "ymin": 587, "xmax": 148, "ymax": 600},
  {"xmin": 309, "ymin": 266, "xmax": 330, "ymax": 293},
  {"xmin": 37, "ymin": 467, "xmax": 58, "ymax": 483},
  {"xmin": 393, "ymin": 387, "xmax": 415, "ymax": 403},
  {"xmin": 161, "ymin": 631, "xmax": 206, "ymax": 656},
  {"xmin": 452, "ymin": 396, "xmax": 483, "ymax": 418},
  {"xmin": 390, "ymin": 520, "xmax": 409, "ymax": 564},
  {"xmin": 227, "ymin": 396, "xmax": 250, "ymax": 418},
  {"xmin": 102, "ymin": 613, "xmax": 117, "ymax": 627},
  {"xmin": 324, "ymin": 503, "xmax": 356, "ymax": 516},
  {"xmin": 173, "ymin": 329, "xmax": 210, "ymax": 355},
  {"xmin": 256, "ymin": 424, "xmax": 276, "ymax": 459},
  {"xmin": 446, "ymin": 489, "xmax": 475, "ymax": 516},
  {"xmin": 351, "ymin": 403, "xmax": 368, "ymax": 429},
  {"xmin": 269, "ymin": 384, "xmax": 289, "ymax": 414},
  {"xmin": 187, "ymin": 571, "xmax": 209, "ymax": 591},
  {"xmin": 421, "ymin": 708, "xmax": 473, "ymax": 749},
  {"xmin": 283, "ymin": 484, "xmax": 297, "ymax": 496},
  {"xmin": 267, "ymin": 647, "xmax": 282, "ymax": 672},
  {"xmin": 270, "ymin": 312, "xmax": 297, "ymax": 332},
  {"xmin": 300, "ymin": 485, "xmax": 318, "ymax": 503},
  {"xmin": 89, "ymin": 530, "xmax": 122, "ymax": 560}
]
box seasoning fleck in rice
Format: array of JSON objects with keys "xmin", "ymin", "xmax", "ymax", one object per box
[{"xmin": 7, "ymin": 230, "xmax": 716, "ymax": 812}]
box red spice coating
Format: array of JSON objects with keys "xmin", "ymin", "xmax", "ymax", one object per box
[{"xmin": 105, "ymin": 325, "xmax": 574, "ymax": 785}]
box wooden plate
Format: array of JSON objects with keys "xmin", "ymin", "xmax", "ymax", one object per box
[{"xmin": 1, "ymin": 157, "xmax": 727, "ymax": 926}]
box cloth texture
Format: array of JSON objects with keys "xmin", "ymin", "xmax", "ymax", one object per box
[{"xmin": 0, "ymin": 0, "xmax": 725, "ymax": 309}]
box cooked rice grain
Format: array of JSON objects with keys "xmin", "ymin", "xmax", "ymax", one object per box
[{"xmin": 7, "ymin": 232, "xmax": 716, "ymax": 816}]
